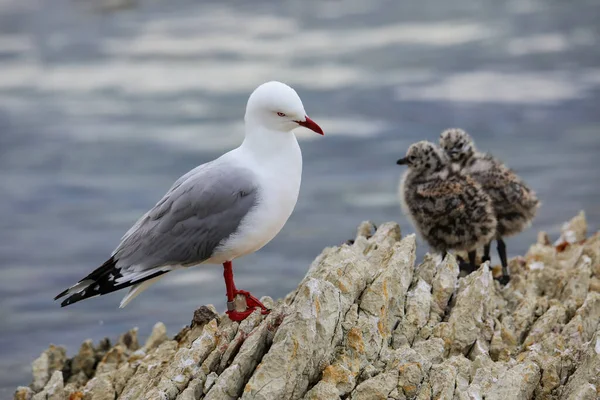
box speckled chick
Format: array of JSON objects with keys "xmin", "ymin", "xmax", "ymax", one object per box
[
  {"xmin": 397, "ymin": 141, "xmax": 497, "ymax": 268},
  {"xmin": 440, "ymin": 128, "xmax": 540, "ymax": 284}
]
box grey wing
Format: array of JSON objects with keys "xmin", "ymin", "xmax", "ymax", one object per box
[
  {"xmin": 114, "ymin": 163, "xmax": 259, "ymax": 272},
  {"xmin": 55, "ymin": 162, "xmax": 259, "ymax": 307},
  {"xmin": 118, "ymin": 164, "xmax": 208, "ymax": 243}
]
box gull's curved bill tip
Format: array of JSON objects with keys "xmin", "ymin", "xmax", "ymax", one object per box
[{"xmin": 295, "ymin": 116, "xmax": 324, "ymax": 135}]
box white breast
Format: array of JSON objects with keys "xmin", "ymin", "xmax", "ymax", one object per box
[{"xmin": 209, "ymin": 137, "xmax": 303, "ymax": 263}]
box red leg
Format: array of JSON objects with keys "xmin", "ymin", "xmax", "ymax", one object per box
[
  {"xmin": 222, "ymin": 261, "xmax": 270, "ymax": 322},
  {"xmin": 223, "ymin": 261, "xmax": 237, "ymax": 302}
]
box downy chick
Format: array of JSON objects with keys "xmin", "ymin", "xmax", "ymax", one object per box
[
  {"xmin": 440, "ymin": 128, "xmax": 540, "ymax": 284},
  {"xmin": 398, "ymin": 141, "xmax": 497, "ymax": 270}
]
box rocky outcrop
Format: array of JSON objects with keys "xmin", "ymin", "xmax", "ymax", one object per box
[{"xmin": 14, "ymin": 212, "xmax": 600, "ymax": 400}]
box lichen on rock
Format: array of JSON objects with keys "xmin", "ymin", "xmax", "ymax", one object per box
[{"xmin": 14, "ymin": 212, "xmax": 600, "ymax": 400}]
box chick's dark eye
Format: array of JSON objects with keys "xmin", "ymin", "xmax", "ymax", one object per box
[{"xmin": 277, "ymin": 112, "xmax": 286, "ymax": 117}]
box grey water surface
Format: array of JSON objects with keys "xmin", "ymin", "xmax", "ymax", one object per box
[{"xmin": 1, "ymin": 0, "xmax": 599, "ymax": 392}]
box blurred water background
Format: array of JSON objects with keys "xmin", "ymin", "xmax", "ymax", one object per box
[{"xmin": 1, "ymin": 0, "xmax": 599, "ymax": 392}]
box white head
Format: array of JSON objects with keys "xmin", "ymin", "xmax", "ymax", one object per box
[{"xmin": 245, "ymin": 81, "xmax": 324, "ymax": 135}]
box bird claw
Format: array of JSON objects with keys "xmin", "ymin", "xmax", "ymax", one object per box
[
  {"xmin": 226, "ymin": 290, "xmax": 270, "ymax": 322},
  {"xmin": 495, "ymin": 275, "xmax": 510, "ymax": 286},
  {"xmin": 458, "ymin": 260, "xmax": 478, "ymax": 274}
]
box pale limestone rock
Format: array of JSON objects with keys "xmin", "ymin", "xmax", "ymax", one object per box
[
  {"xmin": 429, "ymin": 362, "xmax": 456, "ymax": 400},
  {"xmin": 508, "ymin": 294, "xmax": 538, "ymax": 343},
  {"xmin": 444, "ymin": 263, "xmax": 494, "ymax": 356},
  {"xmin": 485, "ymin": 361, "xmax": 541, "ymax": 400},
  {"xmin": 95, "ymin": 345, "xmax": 126, "ymax": 376},
  {"xmin": 146, "ymin": 319, "xmax": 219, "ymax": 399},
  {"xmin": 429, "ymin": 255, "xmax": 459, "ymax": 318},
  {"xmin": 205, "ymin": 312, "xmax": 271, "ymax": 400},
  {"xmin": 82, "ymin": 374, "xmax": 114, "ymax": 400},
  {"xmin": 583, "ymin": 232, "xmax": 600, "ymax": 275},
  {"xmin": 117, "ymin": 328, "xmax": 139, "ymax": 351},
  {"xmin": 31, "ymin": 345, "xmax": 66, "ymax": 391},
  {"xmin": 242, "ymin": 241, "xmax": 376, "ymax": 400},
  {"xmin": 411, "ymin": 338, "xmax": 445, "ymax": 367},
  {"xmin": 560, "ymin": 329, "xmax": 600, "ymax": 399},
  {"xmin": 557, "ymin": 210, "xmax": 587, "ymax": 245},
  {"xmin": 70, "ymin": 340, "xmax": 96, "ymax": 379},
  {"xmin": 350, "ymin": 370, "xmax": 398, "ymax": 400},
  {"xmin": 31, "ymin": 370, "xmax": 64, "ymax": 400},
  {"xmin": 397, "ymin": 279, "xmax": 431, "ymax": 347},
  {"xmin": 218, "ymin": 310, "xmax": 264, "ymax": 373},
  {"xmin": 15, "ymin": 214, "xmax": 600, "ymax": 400},
  {"xmin": 144, "ymin": 322, "xmax": 168, "ymax": 351},
  {"xmin": 416, "ymin": 255, "xmax": 459, "ymax": 341},
  {"xmin": 118, "ymin": 340, "xmax": 179, "ymax": 400},
  {"xmin": 560, "ymin": 253, "xmax": 592, "ymax": 314},
  {"xmin": 176, "ymin": 377, "xmax": 203, "ymax": 400},
  {"xmin": 203, "ymin": 372, "xmax": 218, "ymax": 393},
  {"xmin": 302, "ymin": 381, "xmax": 340, "ymax": 400},
  {"xmin": 14, "ymin": 386, "xmax": 34, "ymax": 400},
  {"xmin": 412, "ymin": 253, "xmax": 437, "ymax": 285},
  {"xmin": 562, "ymin": 292, "xmax": 600, "ymax": 352},
  {"xmin": 523, "ymin": 304, "xmax": 567, "ymax": 348}
]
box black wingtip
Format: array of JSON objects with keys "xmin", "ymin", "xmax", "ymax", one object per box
[
  {"xmin": 60, "ymin": 297, "xmax": 74, "ymax": 307},
  {"xmin": 55, "ymin": 256, "xmax": 168, "ymax": 308}
]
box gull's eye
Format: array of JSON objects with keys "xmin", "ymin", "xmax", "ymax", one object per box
[{"xmin": 277, "ymin": 112, "xmax": 286, "ymax": 117}]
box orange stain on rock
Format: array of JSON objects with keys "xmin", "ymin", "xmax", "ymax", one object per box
[
  {"xmin": 322, "ymin": 364, "xmax": 350, "ymax": 384},
  {"xmin": 347, "ymin": 327, "xmax": 365, "ymax": 353},
  {"xmin": 337, "ymin": 280, "xmax": 348, "ymax": 293}
]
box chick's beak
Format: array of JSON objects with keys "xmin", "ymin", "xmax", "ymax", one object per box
[
  {"xmin": 295, "ymin": 116, "xmax": 324, "ymax": 135},
  {"xmin": 396, "ymin": 157, "xmax": 409, "ymax": 165}
]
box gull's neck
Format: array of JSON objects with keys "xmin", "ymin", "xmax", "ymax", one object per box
[{"xmin": 239, "ymin": 124, "xmax": 299, "ymax": 159}]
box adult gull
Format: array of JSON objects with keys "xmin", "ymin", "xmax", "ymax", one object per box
[{"xmin": 55, "ymin": 81, "xmax": 324, "ymax": 321}]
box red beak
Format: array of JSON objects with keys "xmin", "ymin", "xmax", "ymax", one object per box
[{"xmin": 295, "ymin": 116, "xmax": 324, "ymax": 135}]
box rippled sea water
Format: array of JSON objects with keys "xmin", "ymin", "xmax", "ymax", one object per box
[{"xmin": 1, "ymin": 0, "xmax": 599, "ymax": 392}]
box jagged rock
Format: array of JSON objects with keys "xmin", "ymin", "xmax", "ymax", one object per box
[
  {"xmin": 205, "ymin": 311, "xmax": 270, "ymax": 399},
  {"xmin": 523, "ymin": 303, "xmax": 567, "ymax": 348},
  {"xmin": 560, "ymin": 328, "xmax": 600, "ymax": 399},
  {"xmin": 14, "ymin": 386, "xmax": 34, "ymax": 400},
  {"xmin": 556, "ymin": 210, "xmax": 587, "ymax": 245},
  {"xmin": 192, "ymin": 306, "xmax": 219, "ymax": 328},
  {"xmin": 69, "ymin": 340, "xmax": 96, "ymax": 380},
  {"xmin": 117, "ymin": 328, "xmax": 139, "ymax": 352},
  {"xmin": 437, "ymin": 263, "xmax": 495, "ymax": 356},
  {"xmin": 351, "ymin": 370, "xmax": 397, "ymax": 399},
  {"xmin": 32, "ymin": 370, "xmax": 64, "ymax": 400},
  {"xmin": 486, "ymin": 361, "xmax": 541, "ymax": 400},
  {"xmin": 31, "ymin": 345, "xmax": 67, "ymax": 391},
  {"xmin": 144, "ymin": 322, "xmax": 168, "ymax": 351},
  {"xmin": 14, "ymin": 212, "xmax": 600, "ymax": 400},
  {"xmin": 82, "ymin": 374, "xmax": 114, "ymax": 400},
  {"xmin": 303, "ymin": 381, "xmax": 339, "ymax": 400}
]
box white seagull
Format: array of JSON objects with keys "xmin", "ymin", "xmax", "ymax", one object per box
[{"xmin": 55, "ymin": 81, "xmax": 324, "ymax": 322}]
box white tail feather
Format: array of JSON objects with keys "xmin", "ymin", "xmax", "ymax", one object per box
[{"xmin": 119, "ymin": 275, "xmax": 165, "ymax": 308}]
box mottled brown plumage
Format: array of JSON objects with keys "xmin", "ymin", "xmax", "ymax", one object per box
[
  {"xmin": 397, "ymin": 141, "xmax": 497, "ymax": 266},
  {"xmin": 439, "ymin": 128, "xmax": 540, "ymax": 283}
]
